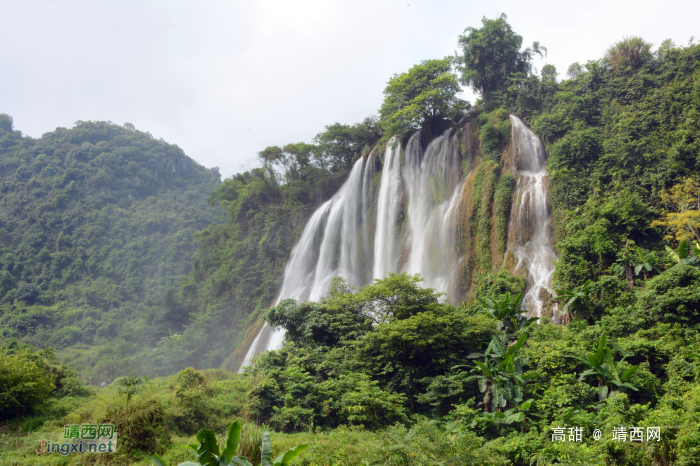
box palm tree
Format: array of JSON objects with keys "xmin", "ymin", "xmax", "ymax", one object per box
[{"xmin": 605, "ymin": 37, "xmax": 653, "ymax": 71}]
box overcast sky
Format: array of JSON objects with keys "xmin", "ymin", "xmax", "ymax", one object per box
[{"xmin": 1, "ymin": 0, "xmax": 698, "ymax": 178}]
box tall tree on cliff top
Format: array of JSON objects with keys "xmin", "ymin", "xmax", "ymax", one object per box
[
  {"xmin": 456, "ymin": 13, "xmax": 545, "ymax": 107},
  {"xmin": 379, "ymin": 57, "xmax": 468, "ymax": 139}
]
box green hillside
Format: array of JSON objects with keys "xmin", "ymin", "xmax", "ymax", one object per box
[{"xmin": 0, "ymin": 117, "xmax": 222, "ymax": 382}]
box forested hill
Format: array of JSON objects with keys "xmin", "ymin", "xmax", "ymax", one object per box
[{"xmin": 0, "ymin": 116, "xmax": 221, "ymax": 382}]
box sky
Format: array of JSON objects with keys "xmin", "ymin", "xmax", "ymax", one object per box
[{"xmin": 1, "ymin": 0, "xmax": 698, "ymax": 178}]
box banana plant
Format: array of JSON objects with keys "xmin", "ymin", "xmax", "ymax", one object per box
[
  {"xmin": 554, "ymin": 280, "xmax": 594, "ymax": 319},
  {"xmin": 666, "ymin": 240, "xmax": 700, "ymax": 266},
  {"xmin": 491, "ymin": 398, "xmax": 535, "ymax": 424},
  {"xmin": 153, "ymin": 420, "xmax": 307, "ymax": 466},
  {"xmin": 478, "ymin": 292, "xmax": 537, "ymax": 336},
  {"xmin": 632, "ymin": 248, "xmax": 662, "ymax": 280},
  {"xmin": 570, "ymin": 334, "xmax": 639, "ymax": 401},
  {"xmin": 261, "ymin": 431, "xmax": 307, "ymax": 466},
  {"xmin": 456, "ymin": 334, "xmax": 532, "ymax": 420}
]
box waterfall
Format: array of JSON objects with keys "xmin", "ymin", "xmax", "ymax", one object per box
[
  {"xmin": 402, "ymin": 130, "xmax": 464, "ymax": 296},
  {"xmin": 239, "ymin": 117, "xmax": 558, "ymax": 371},
  {"xmin": 361, "ymin": 149, "xmax": 375, "ymax": 266},
  {"xmin": 372, "ymin": 139, "xmax": 403, "ymax": 280},
  {"xmin": 238, "ymin": 157, "xmax": 368, "ymax": 371},
  {"xmin": 507, "ymin": 115, "xmax": 557, "ymax": 317}
]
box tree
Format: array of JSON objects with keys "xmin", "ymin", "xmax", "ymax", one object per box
[
  {"xmin": 541, "ymin": 64, "xmax": 558, "ymax": 82},
  {"xmin": 571, "ymin": 334, "xmax": 638, "ymax": 402},
  {"xmin": 566, "ymin": 62, "xmax": 584, "ymax": 79},
  {"xmin": 456, "ymin": 13, "xmax": 544, "ymax": 104},
  {"xmin": 605, "ymin": 36, "xmax": 653, "ymax": 72},
  {"xmin": 313, "ymin": 117, "xmax": 382, "ymax": 172},
  {"xmin": 257, "ymin": 143, "xmax": 317, "ymax": 184},
  {"xmin": 477, "ymin": 292, "xmax": 537, "ymax": 336},
  {"xmin": 455, "ymin": 334, "xmax": 533, "ymax": 419},
  {"xmin": 0, "ymin": 113, "xmax": 13, "ymax": 133},
  {"xmin": 652, "ymin": 177, "xmax": 700, "ymax": 243},
  {"xmin": 665, "ymin": 240, "xmax": 700, "ymax": 266},
  {"xmin": 379, "ymin": 58, "xmax": 468, "ymax": 138},
  {"xmin": 657, "ymin": 39, "xmax": 677, "ymax": 59},
  {"xmin": 0, "ymin": 343, "xmax": 55, "ymax": 418}
]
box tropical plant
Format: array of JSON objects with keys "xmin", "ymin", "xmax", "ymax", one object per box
[
  {"xmin": 260, "ymin": 431, "xmax": 307, "ymax": 466},
  {"xmin": 605, "ymin": 36, "xmax": 653, "ymax": 72},
  {"xmin": 632, "ymin": 248, "xmax": 662, "ymax": 280},
  {"xmin": 665, "ymin": 240, "xmax": 700, "ymax": 266},
  {"xmin": 571, "ymin": 334, "xmax": 639, "ymax": 401},
  {"xmin": 478, "ymin": 292, "xmax": 537, "ymax": 336},
  {"xmin": 456, "ymin": 334, "xmax": 532, "ymax": 419},
  {"xmin": 554, "ymin": 280, "xmax": 594, "ymax": 319},
  {"xmin": 612, "ymin": 246, "xmax": 662, "ymax": 283},
  {"xmin": 153, "ymin": 420, "xmax": 307, "ymax": 466}
]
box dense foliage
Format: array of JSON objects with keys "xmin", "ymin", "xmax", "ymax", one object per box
[
  {"xmin": 240, "ymin": 16, "xmax": 700, "ymax": 466},
  {"xmin": 379, "ymin": 58, "xmax": 469, "ymax": 139},
  {"xmin": 0, "ymin": 117, "xmax": 221, "ymax": 381},
  {"xmin": 0, "ymin": 339, "xmax": 92, "ymax": 418}
]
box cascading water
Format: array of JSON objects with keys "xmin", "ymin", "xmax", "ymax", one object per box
[
  {"xmin": 372, "ymin": 139, "xmax": 403, "ymax": 280},
  {"xmin": 238, "ymin": 157, "xmax": 369, "ymax": 371},
  {"xmin": 506, "ymin": 115, "xmax": 557, "ymax": 317},
  {"xmin": 361, "ymin": 149, "xmax": 375, "ymax": 263},
  {"xmin": 239, "ymin": 117, "xmax": 558, "ymax": 371},
  {"xmin": 402, "ymin": 130, "xmax": 464, "ymax": 296}
]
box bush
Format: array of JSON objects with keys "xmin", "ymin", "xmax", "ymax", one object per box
[
  {"xmin": 480, "ymin": 121, "xmax": 502, "ymax": 161},
  {"xmin": 374, "ymin": 418, "xmax": 507, "ymax": 465},
  {"xmin": 51, "ymin": 363, "xmax": 94, "ymax": 398},
  {"xmin": 0, "ymin": 344, "xmax": 54, "ymax": 418},
  {"xmin": 638, "ymin": 265, "xmax": 700, "ymax": 324},
  {"xmin": 101, "ymin": 395, "xmax": 170, "ymax": 457}
]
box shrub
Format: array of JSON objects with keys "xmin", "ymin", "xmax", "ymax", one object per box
[
  {"xmin": 0, "ymin": 344, "xmax": 54, "ymax": 418},
  {"xmin": 101, "ymin": 395, "xmax": 170, "ymax": 457},
  {"xmin": 638, "ymin": 264, "xmax": 700, "ymax": 324}
]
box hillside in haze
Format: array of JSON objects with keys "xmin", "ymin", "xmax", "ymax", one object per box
[{"xmin": 0, "ymin": 116, "xmax": 221, "ymax": 382}]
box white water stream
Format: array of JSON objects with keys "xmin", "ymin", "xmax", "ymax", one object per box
[
  {"xmin": 402, "ymin": 130, "xmax": 464, "ymax": 294},
  {"xmin": 239, "ymin": 157, "xmax": 368, "ymax": 370},
  {"xmin": 507, "ymin": 115, "xmax": 557, "ymax": 317},
  {"xmin": 372, "ymin": 139, "xmax": 403, "ymax": 280}
]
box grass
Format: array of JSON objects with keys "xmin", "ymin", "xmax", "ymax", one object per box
[{"xmin": 0, "ymin": 370, "xmax": 386, "ymax": 466}]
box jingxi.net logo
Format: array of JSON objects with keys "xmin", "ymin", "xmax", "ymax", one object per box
[{"xmin": 36, "ymin": 424, "xmax": 118, "ymax": 456}]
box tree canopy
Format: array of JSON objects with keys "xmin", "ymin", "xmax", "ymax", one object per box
[
  {"xmin": 456, "ymin": 13, "xmax": 545, "ymax": 104},
  {"xmin": 379, "ymin": 57, "xmax": 468, "ymax": 138}
]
